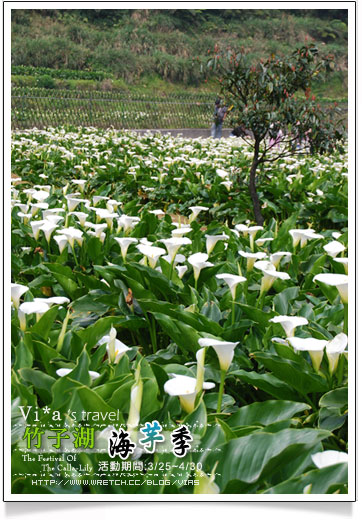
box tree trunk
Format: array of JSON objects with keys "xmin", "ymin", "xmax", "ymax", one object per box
[{"xmin": 249, "ymin": 138, "xmax": 264, "ymax": 226}]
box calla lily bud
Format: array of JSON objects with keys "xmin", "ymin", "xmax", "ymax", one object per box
[
  {"xmin": 56, "ymin": 308, "xmax": 71, "ymax": 352},
  {"xmin": 195, "ymin": 347, "xmax": 206, "ymax": 394},
  {"xmin": 127, "ymin": 363, "xmax": 143, "ymax": 434},
  {"xmin": 194, "ymin": 464, "xmax": 220, "ymax": 494},
  {"xmin": 98, "ymin": 329, "xmax": 131, "ymax": 364},
  {"xmin": 108, "ymin": 327, "xmax": 117, "ymax": 363}
]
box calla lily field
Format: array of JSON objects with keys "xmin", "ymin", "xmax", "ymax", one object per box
[{"xmin": 10, "ymin": 127, "xmax": 349, "ymax": 496}]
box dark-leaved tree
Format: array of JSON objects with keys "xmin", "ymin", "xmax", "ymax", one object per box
[{"xmin": 208, "ymin": 44, "xmax": 346, "ymax": 225}]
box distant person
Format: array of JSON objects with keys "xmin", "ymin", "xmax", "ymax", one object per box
[{"xmin": 211, "ymin": 98, "xmax": 228, "ymax": 139}]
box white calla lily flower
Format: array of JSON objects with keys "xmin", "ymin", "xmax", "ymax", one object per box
[
  {"xmin": 43, "ymin": 208, "xmax": 66, "ymax": 219},
  {"xmin": 44, "ymin": 214, "xmax": 64, "ymax": 225},
  {"xmin": 17, "ymin": 212, "xmax": 32, "ymax": 224},
  {"xmin": 30, "ymin": 202, "xmax": 49, "ymax": 217},
  {"xmin": 205, "ymin": 233, "xmax": 229, "ymax": 255},
  {"xmin": 85, "ymin": 222, "xmax": 108, "ymax": 237},
  {"xmin": 117, "ymin": 214, "xmax": 140, "ymax": 234},
  {"xmin": 127, "ymin": 364, "xmax": 143, "ymax": 436},
  {"xmin": 54, "ymin": 234, "xmax": 68, "ymax": 253},
  {"xmin": 139, "ymin": 237, "xmax": 153, "ymax": 246},
  {"xmin": 255, "ymin": 237, "xmax": 274, "ymax": 246},
  {"xmin": 56, "ymin": 368, "xmax": 100, "ymax": 380},
  {"xmin": 254, "ymin": 261, "xmax": 290, "ymax": 294},
  {"xmin": 188, "ymin": 253, "xmax": 214, "ymax": 284},
  {"xmin": 270, "ymin": 252, "xmax": 292, "ymax": 268},
  {"xmin": 93, "ymin": 208, "xmax": 118, "ymax": 228},
  {"xmin": 11, "ymin": 283, "xmax": 29, "ymax": 309},
  {"xmin": 313, "ymin": 273, "xmax": 348, "ymax": 304},
  {"xmin": 235, "ymin": 224, "xmax": 263, "ymax": 250},
  {"xmin": 98, "ymin": 327, "xmax": 131, "ymax": 363},
  {"xmin": 30, "ymin": 220, "xmax": 46, "ymax": 240},
  {"xmin": 57, "ymin": 227, "xmax": 83, "ymax": 248},
  {"xmin": 32, "ymin": 190, "xmax": 50, "ymax": 202},
  {"xmin": 176, "ymin": 265, "xmax": 188, "ymax": 279},
  {"xmin": 216, "ymin": 168, "xmax": 229, "ymax": 179},
  {"xmin": 137, "ymin": 244, "xmax": 166, "ymax": 268},
  {"xmin": 334, "ymin": 257, "xmax": 348, "ymax": 274},
  {"xmin": 71, "ymin": 179, "xmax": 87, "ymax": 192},
  {"xmin": 269, "ymin": 315, "xmax": 308, "ymax": 337},
  {"xmin": 39, "ymin": 220, "xmax": 58, "ymax": 243},
  {"xmin": 66, "ymin": 197, "xmax": 89, "ymax": 212},
  {"xmin": 216, "ymin": 273, "xmax": 246, "ymax": 300},
  {"xmin": 114, "ymin": 237, "xmax": 138, "ymax": 261},
  {"xmin": 18, "ymin": 301, "xmax": 50, "ymax": 331},
  {"xmin": 289, "ymin": 228, "xmax": 323, "ymax": 248},
  {"xmin": 311, "ymin": 450, "xmax": 348, "ymax": 469},
  {"xmin": 238, "ymin": 250, "xmax": 267, "ymax": 271},
  {"xmin": 171, "ymin": 226, "xmax": 193, "ymax": 237},
  {"xmin": 323, "ymin": 241, "xmax": 345, "ymax": 258},
  {"xmin": 160, "ymin": 237, "xmax": 192, "ymax": 263},
  {"xmin": 220, "ymin": 180, "xmax": 232, "ymax": 191},
  {"xmin": 34, "ymin": 296, "xmax": 70, "ymax": 306},
  {"xmin": 198, "ymin": 338, "xmax": 239, "ymax": 371},
  {"xmin": 149, "ymin": 209, "xmax": 165, "ymax": 217},
  {"xmin": 189, "ymin": 206, "xmax": 209, "ymax": 223},
  {"xmin": 69, "ymin": 211, "xmax": 88, "ymax": 227},
  {"xmin": 93, "ymin": 195, "xmax": 109, "ymax": 205},
  {"xmin": 195, "ymin": 347, "xmax": 206, "ymax": 394},
  {"xmin": 164, "ymin": 374, "xmax": 215, "ymax": 413},
  {"xmin": 326, "ymin": 333, "xmax": 348, "ymax": 375},
  {"xmin": 287, "ymin": 337, "xmax": 328, "ymax": 372},
  {"xmin": 162, "ymin": 253, "xmax": 185, "ymax": 265}
]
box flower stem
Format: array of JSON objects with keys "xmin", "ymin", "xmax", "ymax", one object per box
[
  {"xmin": 217, "ymin": 369, "xmax": 226, "ymax": 414},
  {"xmin": 71, "ymin": 244, "xmax": 79, "ymax": 267},
  {"xmin": 256, "ymin": 290, "xmax": 265, "ymax": 309},
  {"xmin": 149, "ymin": 314, "xmax": 157, "ymax": 354},
  {"xmin": 169, "ymin": 258, "xmax": 175, "ymax": 280},
  {"xmin": 232, "ymin": 301, "xmax": 235, "ymax": 325},
  {"xmin": 343, "ymin": 303, "xmax": 348, "ymax": 335},
  {"xmin": 337, "ymin": 354, "xmax": 345, "ymax": 386}
]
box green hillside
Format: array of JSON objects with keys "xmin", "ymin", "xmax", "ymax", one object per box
[{"xmin": 11, "ymin": 9, "xmax": 348, "ymax": 99}]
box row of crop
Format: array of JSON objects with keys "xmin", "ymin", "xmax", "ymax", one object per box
[
  {"xmin": 11, "ymin": 91, "xmax": 214, "ymax": 130},
  {"xmin": 11, "ymin": 87, "xmax": 215, "ymax": 101},
  {"xmin": 12, "ymin": 65, "xmax": 111, "ymax": 81}
]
